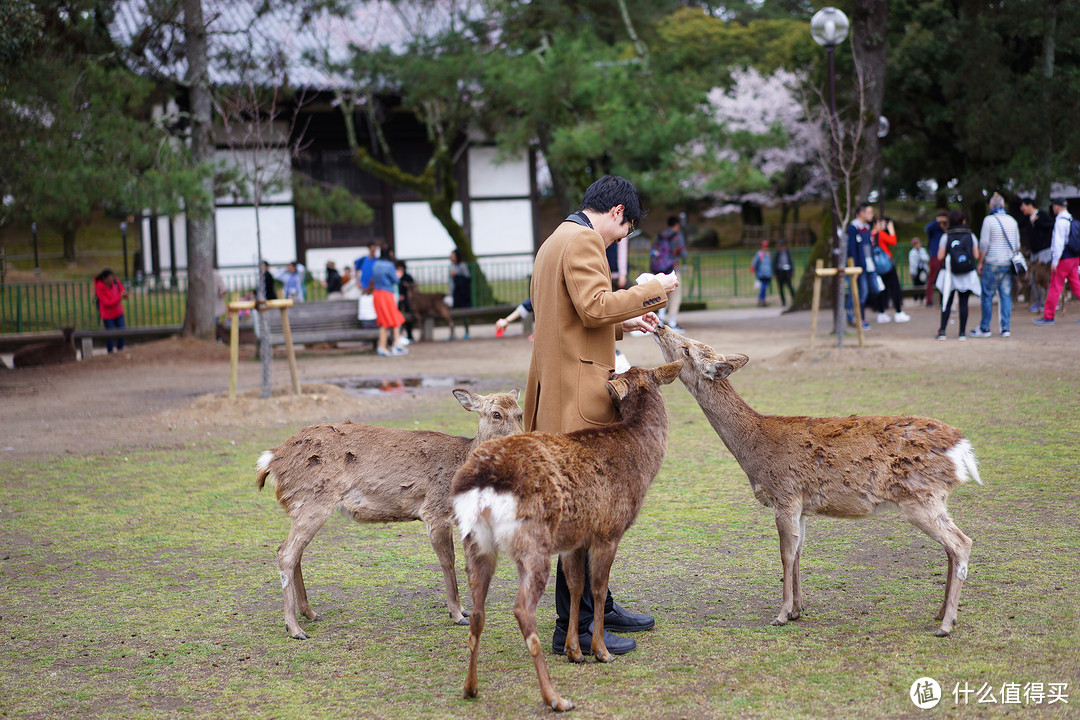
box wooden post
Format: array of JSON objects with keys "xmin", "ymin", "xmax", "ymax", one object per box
[
  {"xmin": 848, "ymin": 258, "xmax": 865, "ymax": 348},
  {"xmin": 809, "ymin": 259, "xmax": 824, "ymax": 348},
  {"xmin": 277, "ymin": 303, "xmax": 301, "ymax": 396},
  {"xmin": 226, "ymin": 300, "xmax": 256, "ymax": 400},
  {"xmin": 810, "ymin": 262, "xmax": 865, "ymax": 349}
]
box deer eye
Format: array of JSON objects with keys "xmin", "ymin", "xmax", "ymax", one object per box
[
  {"xmin": 493, "ymin": 411, "xmax": 502, "ymax": 420},
  {"xmin": 682, "ymin": 346, "xmax": 690, "ymax": 357}
]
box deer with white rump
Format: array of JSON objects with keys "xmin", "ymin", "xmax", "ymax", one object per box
[
  {"xmin": 654, "ymin": 326, "xmax": 981, "ymax": 636},
  {"xmin": 452, "ymin": 361, "xmax": 682, "ymax": 712},
  {"xmin": 255, "ymin": 388, "xmax": 522, "ymax": 639}
]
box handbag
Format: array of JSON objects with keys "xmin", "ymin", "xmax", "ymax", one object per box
[
  {"xmin": 1011, "ymin": 252, "xmax": 1028, "ymax": 275},
  {"xmin": 992, "ymin": 215, "xmax": 1027, "ymax": 275},
  {"xmin": 871, "ymin": 244, "xmax": 893, "ymax": 273}
]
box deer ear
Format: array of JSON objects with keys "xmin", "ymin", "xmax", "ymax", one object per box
[
  {"xmin": 606, "ymin": 376, "xmax": 629, "ymax": 402},
  {"xmin": 453, "ymin": 388, "xmax": 479, "ymax": 411},
  {"xmin": 510, "ymin": 388, "xmax": 521, "ymax": 402},
  {"xmin": 654, "ymin": 360, "xmax": 683, "ymax": 386},
  {"xmin": 725, "ymin": 353, "xmax": 750, "ymax": 371},
  {"xmin": 703, "ymin": 353, "xmax": 749, "ymax": 381}
]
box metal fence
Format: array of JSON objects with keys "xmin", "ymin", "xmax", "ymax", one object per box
[{"xmin": 1, "ymin": 247, "xmax": 920, "ymax": 335}]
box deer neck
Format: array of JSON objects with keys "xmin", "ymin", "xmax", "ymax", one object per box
[
  {"xmin": 692, "ymin": 377, "xmax": 762, "ymax": 462},
  {"xmin": 616, "ymin": 391, "xmax": 671, "ymax": 481}
]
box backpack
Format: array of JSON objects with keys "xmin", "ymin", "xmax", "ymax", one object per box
[
  {"xmin": 1067, "ymin": 217, "xmax": 1080, "ymax": 254},
  {"xmin": 947, "ymin": 232, "xmax": 975, "ymax": 274},
  {"xmin": 650, "ymin": 230, "xmax": 676, "ymax": 273}
]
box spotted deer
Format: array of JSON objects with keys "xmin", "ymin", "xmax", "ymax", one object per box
[
  {"xmin": 255, "ymin": 388, "xmax": 522, "ymax": 639},
  {"xmin": 654, "ymin": 326, "xmax": 981, "ymax": 636},
  {"xmin": 452, "ymin": 361, "xmax": 682, "ymax": 711}
]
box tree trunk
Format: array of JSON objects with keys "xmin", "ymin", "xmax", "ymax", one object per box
[
  {"xmin": 537, "ymin": 124, "xmax": 576, "ymax": 218},
  {"xmin": 851, "ymin": 0, "xmax": 889, "ymax": 202},
  {"xmin": 180, "ymin": 0, "xmax": 217, "ymax": 342},
  {"xmin": 789, "ymin": 216, "xmax": 833, "ymax": 312},
  {"xmin": 1038, "ymin": 1, "xmax": 1058, "ymax": 193},
  {"xmin": 348, "ymin": 145, "xmax": 498, "ymax": 303},
  {"xmin": 61, "ymin": 225, "xmax": 77, "ymax": 264}
]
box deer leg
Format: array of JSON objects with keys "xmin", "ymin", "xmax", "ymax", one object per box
[
  {"xmin": 277, "ymin": 511, "xmax": 331, "ymax": 640},
  {"xmin": 428, "ymin": 521, "xmax": 469, "ymax": 625},
  {"xmin": 514, "ymin": 552, "xmax": 572, "ymax": 711},
  {"xmin": 901, "ymin": 499, "xmax": 973, "ymax": 636},
  {"xmin": 792, "ymin": 515, "xmax": 807, "ymax": 618},
  {"xmin": 936, "ymin": 554, "xmax": 956, "ymax": 622},
  {"xmin": 560, "ymin": 548, "xmax": 588, "ymax": 663},
  {"xmin": 772, "ymin": 510, "xmax": 802, "ymax": 626},
  {"xmin": 586, "ymin": 542, "xmax": 619, "ymax": 663},
  {"xmin": 463, "ymin": 536, "xmax": 496, "ymax": 700}
]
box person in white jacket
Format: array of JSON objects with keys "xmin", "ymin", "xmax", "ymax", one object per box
[{"xmin": 1033, "ymin": 197, "xmax": 1080, "ymax": 325}]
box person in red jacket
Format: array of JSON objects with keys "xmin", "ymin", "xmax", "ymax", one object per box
[{"xmin": 94, "ymin": 268, "xmax": 128, "ymax": 353}]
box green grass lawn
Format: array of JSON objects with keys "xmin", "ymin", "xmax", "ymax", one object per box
[{"xmin": 1, "ymin": 358, "xmax": 1077, "ymax": 719}]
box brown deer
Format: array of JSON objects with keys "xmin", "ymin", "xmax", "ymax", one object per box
[
  {"xmin": 400, "ymin": 280, "xmax": 456, "ymax": 340},
  {"xmin": 255, "ymin": 388, "xmax": 522, "ymax": 639},
  {"xmin": 13, "ymin": 328, "xmax": 77, "ymax": 367},
  {"xmin": 654, "ymin": 326, "xmax": 981, "ymax": 637},
  {"xmin": 452, "ymin": 361, "xmax": 682, "ymax": 712}
]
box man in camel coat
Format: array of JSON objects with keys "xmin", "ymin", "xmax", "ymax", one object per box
[{"xmin": 524, "ymin": 175, "xmax": 680, "ymax": 655}]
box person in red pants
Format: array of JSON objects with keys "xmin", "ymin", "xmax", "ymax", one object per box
[{"xmin": 1033, "ymin": 197, "xmax": 1080, "ymax": 326}]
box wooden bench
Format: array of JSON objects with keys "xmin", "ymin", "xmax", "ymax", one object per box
[
  {"xmin": 417, "ymin": 304, "xmax": 529, "ymax": 342},
  {"xmin": 0, "ymin": 326, "xmax": 181, "ymax": 357},
  {"xmin": 75, "ymin": 326, "xmax": 181, "ymax": 357},
  {"xmin": 264, "ymin": 299, "xmax": 380, "ymax": 346},
  {"xmin": 903, "ymin": 285, "xmax": 928, "ymax": 300}
]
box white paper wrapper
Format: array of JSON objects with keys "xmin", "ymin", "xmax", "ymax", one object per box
[{"xmin": 635, "ymin": 271, "xmax": 678, "ymax": 287}]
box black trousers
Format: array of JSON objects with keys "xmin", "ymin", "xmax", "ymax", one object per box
[
  {"xmin": 774, "ymin": 269, "xmax": 795, "ymax": 305},
  {"xmin": 939, "ymin": 290, "xmax": 972, "ymax": 336},
  {"xmin": 554, "ymin": 556, "xmax": 614, "ymax": 629}
]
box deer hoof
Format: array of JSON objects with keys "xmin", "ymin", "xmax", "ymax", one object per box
[
  {"xmin": 933, "ymin": 628, "xmax": 951, "ymax": 637},
  {"xmin": 463, "ymin": 685, "xmax": 479, "ymax": 699},
  {"xmin": 566, "ymin": 649, "xmax": 586, "ymax": 664},
  {"xmin": 289, "ymin": 629, "xmax": 310, "ymax": 640},
  {"xmin": 788, "ymin": 610, "xmax": 801, "ymax": 621},
  {"xmin": 770, "ymin": 616, "xmax": 789, "ymax": 627},
  {"xmin": 455, "ymin": 616, "xmax": 470, "ymax": 626},
  {"xmin": 595, "ymin": 650, "xmax": 615, "ymax": 664},
  {"xmin": 551, "ymin": 696, "xmax": 574, "ymax": 712}
]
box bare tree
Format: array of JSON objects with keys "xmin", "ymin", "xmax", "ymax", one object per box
[
  {"xmin": 792, "ymin": 37, "xmax": 872, "ymax": 342},
  {"xmin": 214, "ymin": 63, "xmax": 312, "ymax": 398}
]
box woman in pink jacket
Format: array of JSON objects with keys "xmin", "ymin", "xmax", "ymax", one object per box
[{"xmin": 94, "ymin": 268, "xmax": 127, "ymax": 352}]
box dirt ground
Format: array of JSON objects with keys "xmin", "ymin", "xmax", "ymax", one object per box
[{"xmin": 1, "ymin": 300, "xmax": 1077, "ymax": 459}]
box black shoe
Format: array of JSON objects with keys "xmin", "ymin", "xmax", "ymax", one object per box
[
  {"xmin": 552, "ymin": 621, "xmax": 636, "ymax": 656},
  {"xmin": 603, "ymin": 601, "xmax": 655, "ymax": 633}
]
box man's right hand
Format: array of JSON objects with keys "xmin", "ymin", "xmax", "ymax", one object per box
[{"xmin": 658, "ymin": 272, "xmax": 680, "ymax": 294}]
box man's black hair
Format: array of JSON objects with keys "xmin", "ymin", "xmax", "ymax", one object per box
[
  {"xmin": 667, "ymin": 215, "xmax": 679, "ymax": 227},
  {"xmin": 1020, "ymin": 197, "xmax": 1035, "ymax": 206},
  {"xmin": 580, "ymin": 175, "xmax": 646, "ymax": 225},
  {"xmin": 854, "ymin": 201, "xmax": 873, "ymax": 215}
]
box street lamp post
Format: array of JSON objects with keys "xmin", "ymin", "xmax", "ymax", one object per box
[
  {"xmin": 32, "ymin": 222, "xmax": 40, "ymax": 276},
  {"xmin": 811, "ymin": 7, "xmax": 850, "ymax": 347},
  {"xmin": 120, "ymin": 221, "xmax": 129, "ymax": 280},
  {"xmin": 876, "ymin": 115, "xmax": 890, "ymax": 220}
]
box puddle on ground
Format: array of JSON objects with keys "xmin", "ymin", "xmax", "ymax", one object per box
[{"xmin": 322, "ymin": 376, "xmax": 473, "ymax": 396}]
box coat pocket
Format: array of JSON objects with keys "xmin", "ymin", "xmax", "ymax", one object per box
[{"xmin": 576, "ymin": 357, "xmax": 617, "ymax": 426}]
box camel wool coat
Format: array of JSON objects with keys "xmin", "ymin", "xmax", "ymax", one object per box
[{"xmin": 523, "ymin": 220, "xmax": 668, "ymax": 434}]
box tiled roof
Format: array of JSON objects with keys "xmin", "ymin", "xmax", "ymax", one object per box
[{"xmin": 111, "ymin": 0, "xmax": 488, "ymax": 88}]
